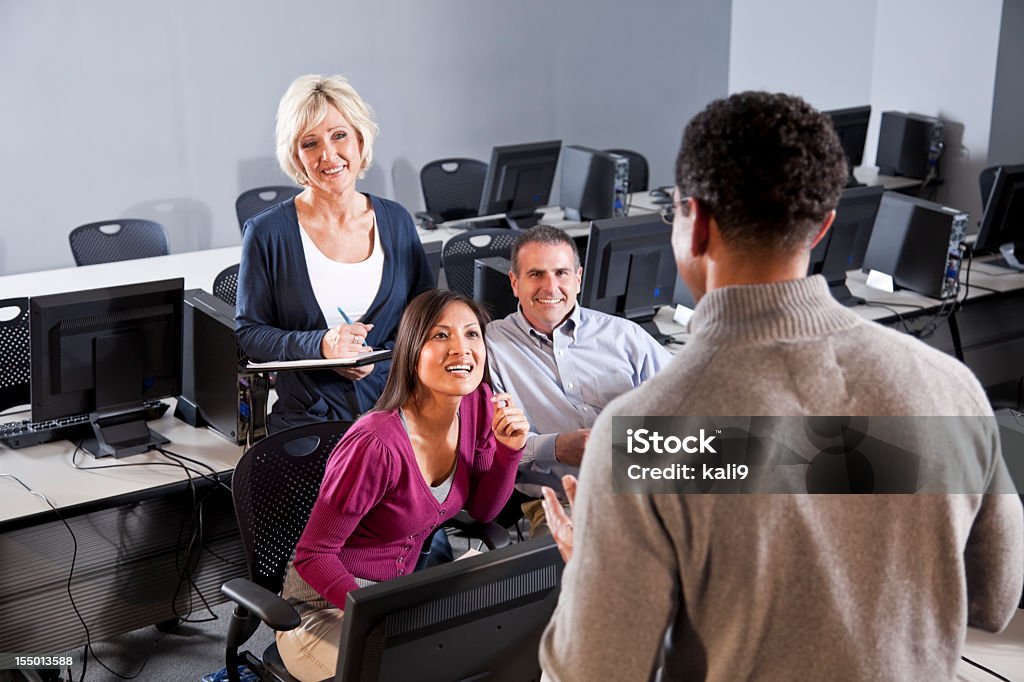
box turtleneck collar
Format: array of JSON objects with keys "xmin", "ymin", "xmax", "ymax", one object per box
[{"xmin": 688, "ymin": 275, "xmax": 862, "ymax": 344}]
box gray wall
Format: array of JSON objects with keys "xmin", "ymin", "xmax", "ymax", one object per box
[
  {"xmin": 988, "ymin": 0, "xmax": 1024, "ymax": 167},
  {"xmin": 0, "ymin": 0, "xmax": 730, "ymax": 276},
  {"xmin": 729, "ymin": 0, "xmax": 1008, "ymax": 230},
  {"xmin": 729, "ymin": 0, "xmax": 877, "ymax": 110},
  {"xmin": 867, "ymin": 0, "xmax": 1003, "ymax": 229}
]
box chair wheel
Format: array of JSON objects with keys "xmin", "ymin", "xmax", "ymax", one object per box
[{"xmin": 155, "ymin": 616, "xmax": 180, "ymax": 633}]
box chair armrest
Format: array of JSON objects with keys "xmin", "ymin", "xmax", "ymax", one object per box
[
  {"xmin": 444, "ymin": 510, "xmax": 512, "ymax": 550},
  {"xmin": 415, "ymin": 211, "xmax": 442, "ymax": 230},
  {"xmin": 222, "ymin": 577, "xmax": 301, "ymax": 631}
]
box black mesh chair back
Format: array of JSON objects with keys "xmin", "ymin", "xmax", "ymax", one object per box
[
  {"xmin": 980, "ymin": 165, "xmax": 1000, "ymax": 210},
  {"xmin": 441, "ymin": 228, "xmax": 518, "ymax": 298},
  {"xmin": 214, "ymin": 264, "xmax": 241, "ymax": 308},
  {"xmin": 0, "ymin": 298, "xmax": 30, "ymax": 413},
  {"xmin": 68, "ymin": 219, "xmax": 169, "ymax": 266},
  {"xmin": 604, "ymin": 148, "xmax": 650, "ymax": 193},
  {"xmin": 421, "ymin": 158, "xmax": 488, "ymax": 221},
  {"xmin": 236, "ymin": 186, "xmax": 302, "ymax": 233},
  {"xmin": 232, "ymin": 420, "xmax": 350, "ymax": 596}
]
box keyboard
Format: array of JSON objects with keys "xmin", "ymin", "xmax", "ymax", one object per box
[{"xmin": 0, "ymin": 400, "xmax": 170, "ymax": 449}]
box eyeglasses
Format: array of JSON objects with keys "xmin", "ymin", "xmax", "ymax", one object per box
[{"xmin": 659, "ymin": 197, "xmax": 688, "ymax": 225}]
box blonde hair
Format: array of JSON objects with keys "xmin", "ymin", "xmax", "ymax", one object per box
[{"xmin": 275, "ymin": 74, "xmax": 379, "ymax": 185}]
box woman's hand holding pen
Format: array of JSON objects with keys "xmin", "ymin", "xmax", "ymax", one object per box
[
  {"xmin": 321, "ymin": 322, "xmax": 374, "ymax": 359},
  {"xmin": 491, "ymin": 392, "xmax": 529, "ymax": 451},
  {"xmin": 322, "ymin": 323, "xmax": 375, "ymax": 381}
]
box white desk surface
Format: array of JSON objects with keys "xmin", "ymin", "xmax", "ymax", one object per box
[
  {"xmin": 0, "ymin": 398, "xmax": 243, "ymax": 523},
  {"xmin": 0, "ymin": 246, "xmax": 241, "ymax": 300},
  {"xmin": 964, "ymin": 257, "xmax": 1024, "ymax": 294},
  {"xmin": 853, "ymin": 166, "xmax": 926, "ymax": 191},
  {"xmin": 960, "ymin": 609, "xmax": 1024, "ymax": 680}
]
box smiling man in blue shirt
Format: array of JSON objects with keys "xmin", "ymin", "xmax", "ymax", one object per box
[{"xmin": 485, "ymin": 225, "xmax": 670, "ymax": 535}]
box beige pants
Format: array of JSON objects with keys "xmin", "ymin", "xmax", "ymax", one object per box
[
  {"xmin": 521, "ymin": 498, "xmax": 571, "ymax": 539},
  {"xmin": 275, "ymin": 607, "xmax": 344, "ymax": 682}
]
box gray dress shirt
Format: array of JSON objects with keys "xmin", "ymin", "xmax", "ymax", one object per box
[{"xmin": 486, "ymin": 305, "xmax": 670, "ymax": 497}]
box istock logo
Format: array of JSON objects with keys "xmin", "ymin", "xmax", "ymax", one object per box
[{"xmin": 626, "ymin": 428, "xmax": 717, "ymax": 454}]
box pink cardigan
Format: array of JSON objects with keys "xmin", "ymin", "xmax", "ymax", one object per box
[{"xmin": 293, "ymin": 383, "xmax": 523, "ymax": 609}]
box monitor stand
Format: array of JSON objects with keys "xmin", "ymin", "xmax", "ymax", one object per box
[
  {"xmin": 504, "ymin": 210, "xmax": 543, "ymax": 231},
  {"xmin": 993, "ymin": 242, "xmax": 1024, "ymax": 272},
  {"xmin": 628, "ymin": 314, "xmax": 673, "ymax": 345},
  {"xmin": 827, "ymin": 279, "xmax": 865, "ymax": 307},
  {"xmin": 84, "ymin": 406, "xmax": 169, "ymax": 458}
]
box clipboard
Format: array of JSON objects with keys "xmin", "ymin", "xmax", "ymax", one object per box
[{"xmin": 246, "ymin": 348, "xmax": 393, "ymax": 372}]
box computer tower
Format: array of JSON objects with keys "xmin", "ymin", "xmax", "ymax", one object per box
[
  {"xmin": 422, "ymin": 239, "xmax": 443, "ymax": 286},
  {"xmin": 861, "ymin": 193, "xmax": 967, "ymax": 299},
  {"xmin": 876, "ymin": 111, "xmax": 943, "ymax": 179},
  {"xmin": 176, "ymin": 289, "xmax": 268, "ymax": 444},
  {"xmin": 560, "ymin": 146, "xmax": 617, "ymax": 222},
  {"xmin": 473, "ymin": 256, "xmax": 518, "ymax": 320}
]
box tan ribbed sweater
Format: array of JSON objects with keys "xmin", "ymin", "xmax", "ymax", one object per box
[{"xmin": 540, "ymin": 276, "xmax": 1023, "ymax": 681}]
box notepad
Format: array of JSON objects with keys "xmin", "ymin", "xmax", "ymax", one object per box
[{"xmin": 246, "ymin": 348, "xmax": 392, "ymax": 372}]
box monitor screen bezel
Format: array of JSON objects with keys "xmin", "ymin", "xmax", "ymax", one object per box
[
  {"xmin": 337, "ymin": 538, "xmax": 563, "ymax": 682},
  {"xmin": 29, "ymin": 277, "xmax": 184, "ymax": 423},
  {"xmin": 825, "ymin": 105, "xmax": 871, "ymax": 171},
  {"xmin": 975, "ymin": 164, "xmax": 1024, "ymax": 255},
  {"xmin": 478, "ymin": 140, "xmax": 562, "ymax": 219}
]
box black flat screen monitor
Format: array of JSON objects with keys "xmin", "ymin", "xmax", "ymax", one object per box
[
  {"xmin": 30, "ymin": 278, "xmax": 184, "ymax": 458},
  {"xmin": 825, "ymin": 106, "xmax": 871, "ymax": 186},
  {"xmin": 478, "ymin": 140, "xmax": 561, "ymax": 230},
  {"xmin": 580, "ymin": 214, "xmax": 676, "ymax": 343},
  {"xmin": 975, "ymin": 164, "xmax": 1024, "ymax": 271},
  {"xmin": 808, "ymin": 185, "xmax": 885, "ymax": 306},
  {"xmin": 337, "ymin": 538, "xmax": 563, "ymax": 682},
  {"xmin": 560, "ymin": 145, "xmax": 617, "ymax": 222}
]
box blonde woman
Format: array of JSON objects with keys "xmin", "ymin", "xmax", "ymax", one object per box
[{"xmin": 237, "ymin": 74, "xmax": 433, "ymax": 431}]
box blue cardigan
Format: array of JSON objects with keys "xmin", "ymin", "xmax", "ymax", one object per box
[{"xmin": 236, "ymin": 194, "xmax": 433, "ymax": 432}]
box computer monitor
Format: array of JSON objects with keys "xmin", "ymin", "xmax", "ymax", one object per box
[
  {"xmin": 808, "ymin": 185, "xmax": 885, "ymax": 306},
  {"xmin": 337, "ymin": 538, "xmax": 563, "ymax": 682},
  {"xmin": 560, "ymin": 145, "xmax": 617, "ymax": 222},
  {"xmin": 478, "ymin": 140, "xmax": 562, "ymax": 230},
  {"xmin": 30, "ymin": 278, "xmax": 184, "ymax": 458},
  {"xmin": 825, "ymin": 105, "xmax": 871, "ymax": 186},
  {"xmin": 975, "ymin": 164, "xmax": 1024, "ymax": 271},
  {"xmin": 580, "ymin": 214, "xmax": 676, "ymax": 343}
]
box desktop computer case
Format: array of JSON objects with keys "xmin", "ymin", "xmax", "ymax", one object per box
[
  {"xmin": 862, "ymin": 193, "xmax": 967, "ymax": 299},
  {"xmin": 876, "ymin": 111, "xmax": 943, "ymax": 179},
  {"xmin": 473, "ymin": 256, "xmax": 518, "ymax": 320},
  {"xmin": 177, "ymin": 289, "xmax": 268, "ymax": 445}
]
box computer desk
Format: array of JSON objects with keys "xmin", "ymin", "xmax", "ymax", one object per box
[
  {"xmin": 0, "ymin": 250, "xmax": 248, "ymax": 654},
  {"xmin": 0, "ymin": 399, "xmax": 246, "ymax": 655},
  {"xmin": 0, "ymin": 245, "xmax": 242, "ymax": 299}
]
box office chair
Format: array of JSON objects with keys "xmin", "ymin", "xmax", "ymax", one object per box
[
  {"xmin": 220, "ymin": 421, "xmax": 511, "ymax": 682},
  {"xmin": 213, "ymin": 264, "xmax": 241, "ymax": 308},
  {"xmin": 68, "ymin": 219, "xmax": 169, "ymax": 266},
  {"xmin": 0, "ymin": 298, "xmax": 30, "ymax": 414},
  {"xmin": 441, "ymin": 228, "xmax": 518, "ymax": 298},
  {"xmin": 980, "ymin": 165, "xmax": 1000, "ymax": 210},
  {"xmin": 415, "ymin": 158, "xmax": 488, "ymax": 230},
  {"xmin": 604, "ymin": 148, "xmax": 650, "ymax": 193},
  {"xmin": 236, "ymin": 186, "xmax": 302, "ymax": 234}
]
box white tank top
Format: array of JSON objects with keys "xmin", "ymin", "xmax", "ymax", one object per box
[{"xmin": 298, "ymin": 215, "xmax": 385, "ymax": 326}]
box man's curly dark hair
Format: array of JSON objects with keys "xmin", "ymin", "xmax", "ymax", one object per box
[{"xmin": 675, "ymin": 91, "xmax": 849, "ymax": 252}]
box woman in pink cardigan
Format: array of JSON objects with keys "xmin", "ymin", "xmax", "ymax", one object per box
[{"xmin": 278, "ymin": 288, "xmax": 528, "ymax": 681}]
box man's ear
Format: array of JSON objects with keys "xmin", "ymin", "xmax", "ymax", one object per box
[
  {"xmin": 508, "ymin": 270, "xmax": 519, "ymax": 299},
  {"xmin": 689, "ymin": 197, "xmax": 711, "ymax": 258},
  {"xmin": 809, "ymin": 210, "xmax": 836, "ymax": 249}
]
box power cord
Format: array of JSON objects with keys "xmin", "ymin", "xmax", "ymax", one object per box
[
  {"xmin": 64, "ymin": 443, "xmax": 236, "ymax": 678},
  {"xmin": 961, "ymin": 655, "xmax": 1013, "ymax": 682}
]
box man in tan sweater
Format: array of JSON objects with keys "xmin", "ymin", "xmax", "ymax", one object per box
[{"xmin": 538, "ymin": 92, "xmax": 1023, "ymax": 680}]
